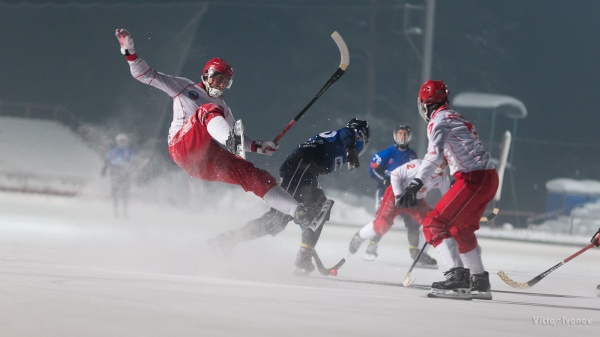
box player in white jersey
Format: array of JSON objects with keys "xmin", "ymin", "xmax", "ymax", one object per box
[
  {"xmin": 398, "ymin": 80, "xmax": 499, "ymax": 300},
  {"xmin": 349, "ymin": 159, "xmax": 453, "ymax": 268},
  {"xmin": 114, "ymin": 29, "xmax": 327, "ymax": 227}
]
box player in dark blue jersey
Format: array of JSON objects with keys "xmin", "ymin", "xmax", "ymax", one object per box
[
  {"xmin": 369, "ymin": 124, "xmax": 418, "ymax": 206},
  {"xmin": 210, "ymin": 118, "xmax": 370, "ymax": 274},
  {"xmin": 360, "ymin": 124, "xmax": 436, "ymax": 268}
]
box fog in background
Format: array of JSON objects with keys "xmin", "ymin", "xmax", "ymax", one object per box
[{"xmin": 2, "ymin": 0, "xmax": 600, "ymax": 226}]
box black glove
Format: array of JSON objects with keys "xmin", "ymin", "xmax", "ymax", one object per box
[
  {"xmin": 383, "ymin": 177, "xmax": 391, "ymax": 187},
  {"xmin": 346, "ymin": 147, "xmax": 359, "ymax": 170},
  {"xmin": 394, "ymin": 195, "xmax": 403, "ymax": 208},
  {"xmin": 398, "ymin": 178, "xmax": 424, "ymax": 208},
  {"xmin": 591, "ymin": 227, "xmax": 600, "ymax": 247}
]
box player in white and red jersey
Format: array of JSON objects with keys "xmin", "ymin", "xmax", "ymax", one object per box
[
  {"xmin": 398, "ymin": 80, "xmax": 499, "ymax": 300},
  {"xmin": 349, "ymin": 158, "xmax": 452, "ymax": 268},
  {"xmin": 114, "ymin": 29, "xmax": 326, "ymax": 226}
]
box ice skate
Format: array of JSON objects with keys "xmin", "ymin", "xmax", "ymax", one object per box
[
  {"xmin": 410, "ymin": 247, "xmax": 438, "ymax": 269},
  {"xmin": 348, "ymin": 232, "xmax": 365, "ymax": 255},
  {"xmin": 294, "ymin": 199, "xmax": 334, "ymax": 231},
  {"xmin": 294, "ymin": 246, "xmax": 315, "ymax": 276},
  {"xmin": 471, "ymin": 271, "xmax": 492, "ymax": 300},
  {"xmin": 428, "ymin": 267, "xmax": 472, "ymax": 300},
  {"xmin": 226, "ymin": 119, "xmax": 246, "ymax": 159},
  {"xmin": 207, "ymin": 230, "xmax": 240, "ymax": 259},
  {"xmin": 363, "ymin": 240, "xmax": 379, "ymax": 261}
]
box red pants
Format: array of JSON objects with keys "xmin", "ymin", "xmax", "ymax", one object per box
[
  {"xmin": 423, "ymin": 169, "xmax": 499, "ymax": 253},
  {"xmin": 373, "ymin": 186, "xmax": 431, "ymax": 235},
  {"xmin": 168, "ymin": 110, "xmax": 277, "ymax": 198}
]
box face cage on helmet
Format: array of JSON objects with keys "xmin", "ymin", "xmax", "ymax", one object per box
[
  {"xmin": 393, "ymin": 128, "xmax": 412, "ymax": 147},
  {"xmin": 203, "ymin": 68, "xmax": 233, "ymax": 98},
  {"xmin": 417, "ymin": 98, "xmax": 430, "ymax": 122}
]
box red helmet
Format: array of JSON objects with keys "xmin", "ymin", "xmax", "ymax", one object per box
[
  {"xmin": 417, "ymin": 80, "xmax": 449, "ymax": 122},
  {"xmin": 202, "ymin": 58, "xmax": 234, "ymax": 98},
  {"xmin": 203, "ymin": 58, "xmax": 234, "ymax": 79}
]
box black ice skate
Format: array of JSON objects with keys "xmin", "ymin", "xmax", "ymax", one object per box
[
  {"xmin": 207, "ymin": 230, "xmax": 240, "ymax": 259},
  {"xmin": 294, "ymin": 246, "xmax": 316, "ymax": 276},
  {"xmin": 294, "ymin": 199, "xmax": 334, "ymax": 231},
  {"xmin": 428, "ymin": 267, "xmax": 472, "ymax": 300},
  {"xmin": 409, "ymin": 247, "xmax": 438, "ymax": 269},
  {"xmin": 363, "ymin": 240, "xmax": 379, "ymax": 261},
  {"xmin": 348, "ymin": 232, "xmax": 365, "ymax": 255},
  {"xmin": 471, "ymin": 271, "xmax": 492, "ymax": 300}
]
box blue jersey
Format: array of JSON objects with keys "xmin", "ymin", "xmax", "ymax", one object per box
[
  {"xmin": 368, "ymin": 144, "xmax": 417, "ymax": 185},
  {"xmin": 293, "ymin": 127, "xmax": 357, "ymax": 175},
  {"xmin": 106, "ymin": 147, "xmax": 134, "ymax": 169}
]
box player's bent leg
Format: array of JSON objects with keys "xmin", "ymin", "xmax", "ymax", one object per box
[
  {"xmin": 349, "ymin": 221, "xmax": 375, "ymax": 254},
  {"xmin": 263, "ymin": 185, "xmax": 300, "ymax": 216},
  {"xmin": 434, "ymin": 237, "xmax": 463, "ymax": 270},
  {"xmin": 364, "ymin": 234, "xmax": 382, "ymax": 261}
]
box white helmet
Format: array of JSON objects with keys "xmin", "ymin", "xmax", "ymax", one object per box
[
  {"xmin": 116, "ymin": 133, "xmax": 129, "ymax": 147},
  {"xmin": 393, "ymin": 124, "xmax": 411, "ymax": 148}
]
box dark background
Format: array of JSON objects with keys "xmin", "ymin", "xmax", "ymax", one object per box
[{"xmin": 1, "ymin": 0, "xmax": 599, "ymax": 226}]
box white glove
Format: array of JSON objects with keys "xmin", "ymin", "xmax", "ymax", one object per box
[
  {"xmin": 115, "ymin": 29, "xmax": 135, "ymax": 55},
  {"xmin": 253, "ymin": 140, "xmax": 278, "ymax": 156}
]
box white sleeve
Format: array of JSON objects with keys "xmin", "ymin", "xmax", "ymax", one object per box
[
  {"xmin": 390, "ymin": 167, "xmax": 404, "ymax": 196},
  {"xmin": 417, "ymin": 120, "xmax": 447, "ymax": 181},
  {"xmin": 206, "ymin": 116, "xmax": 231, "ymax": 146},
  {"xmin": 128, "ymin": 57, "xmax": 193, "ymax": 97},
  {"xmin": 438, "ymin": 173, "xmax": 451, "ymax": 195}
]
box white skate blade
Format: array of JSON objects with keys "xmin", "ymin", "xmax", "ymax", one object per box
[
  {"xmin": 292, "ymin": 269, "xmax": 312, "ymax": 277},
  {"xmin": 427, "ymin": 287, "xmax": 472, "ymax": 300},
  {"xmin": 414, "ymin": 261, "xmax": 439, "ymax": 270},
  {"xmin": 472, "ymin": 290, "xmax": 492, "ymax": 300},
  {"xmin": 308, "ymin": 199, "xmax": 334, "ymax": 231},
  {"xmin": 233, "ymin": 119, "xmax": 245, "ymax": 159},
  {"xmin": 363, "ymin": 253, "xmax": 377, "ymax": 262}
]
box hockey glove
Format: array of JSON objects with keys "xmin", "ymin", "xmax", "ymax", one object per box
[
  {"xmin": 383, "ymin": 176, "xmax": 391, "ymax": 187},
  {"xmin": 398, "ymin": 178, "xmax": 423, "ymax": 208},
  {"xmin": 423, "ymin": 222, "xmax": 449, "ymax": 245},
  {"xmin": 252, "ymin": 140, "xmax": 278, "ymax": 156},
  {"xmin": 394, "ymin": 195, "xmax": 403, "ymax": 208},
  {"xmin": 591, "ymin": 227, "xmax": 600, "ymax": 247},
  {"xmin": 346, "ymin": 147, "xmax": 360, "ymax": 170},
  {"xmin": 115, "ymin": 29, "xmax": 136, "ymax": 57}
]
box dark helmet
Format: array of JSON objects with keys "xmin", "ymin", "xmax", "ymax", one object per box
[
  {"xmin": 393, "ymin": 124, "xmax": 411, "ymax": 147},
  {"xmin": 346, "ymin": 118, "xmax": 370, "ymax": 155},
  {"xmin": 417, "ymin": 80, "xmax": 449, "ymax": 122}
]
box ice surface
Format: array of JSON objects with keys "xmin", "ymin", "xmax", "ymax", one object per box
[{"xmin": 0, "ymin": 191, "xmax": 598, "ymax": 337}]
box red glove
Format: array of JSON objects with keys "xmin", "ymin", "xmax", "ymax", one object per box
[{"xmin": 423, "ymin": 222, "xmax": 450, "ymax": 245}]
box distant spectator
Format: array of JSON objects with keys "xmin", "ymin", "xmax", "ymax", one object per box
[{"xmin": 101, "ymin": 133, "xmax": 134, "ymax": 217}]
